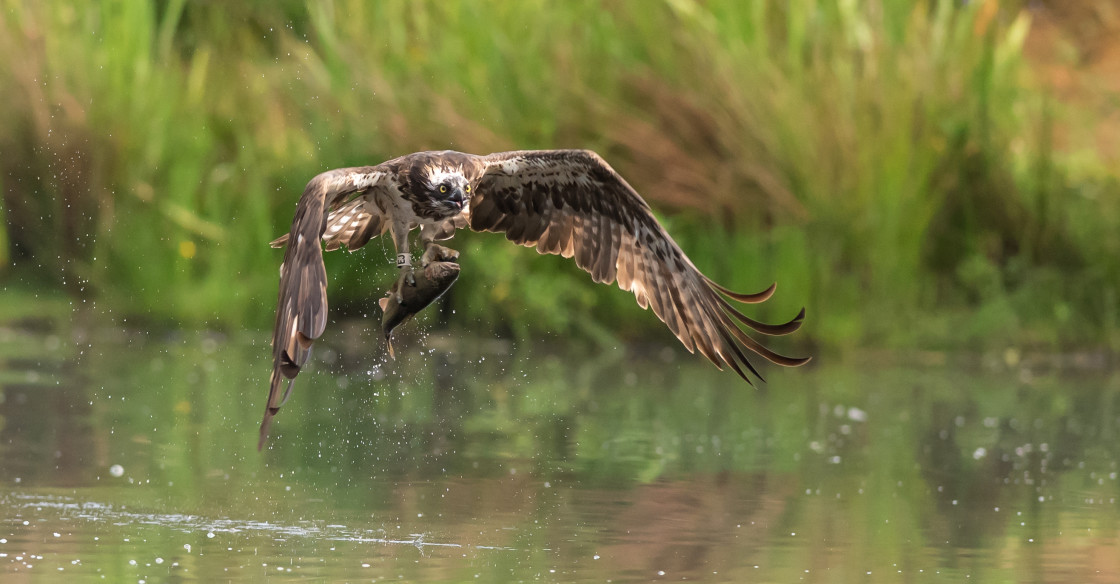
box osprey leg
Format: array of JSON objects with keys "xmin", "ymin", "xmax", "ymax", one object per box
[
  {"xmin": 391, "ymin": 221, "xmax": 416, "ymax": 302},
  {"xmin": 419, "ymin": 223, "xmax": 460, "ymax": 266}
]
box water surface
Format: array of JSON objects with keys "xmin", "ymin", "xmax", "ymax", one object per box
[{"xmin": 1, "ymin": 317, "xmax": 1118, "ymax": 582}]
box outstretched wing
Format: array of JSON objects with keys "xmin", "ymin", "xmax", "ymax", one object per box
[
  {"xmin": 469, "ymin": 149, "xmax": 809, "ymax": 381},
  {"xmin": 261, "ymin": 165, "xmax": 395, "ymax": 450}
]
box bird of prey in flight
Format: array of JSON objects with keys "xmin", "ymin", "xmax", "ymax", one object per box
[{"xmin": 261, "ymin": 149, "xmax": 809, "ymax": 448}]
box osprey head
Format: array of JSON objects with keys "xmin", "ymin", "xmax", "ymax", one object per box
[{"xmin": 414, "ymin": 165, "xmax": 472, "ymax": 219}]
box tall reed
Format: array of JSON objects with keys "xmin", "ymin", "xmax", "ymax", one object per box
[{"xmin": 0, "ymin": 0, "xmax": 1114, "ymax": 351}]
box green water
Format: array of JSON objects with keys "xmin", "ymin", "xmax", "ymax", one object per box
[{"xmin": 1, "ymin": 317, "xmax": 1118, "ymax": 583}]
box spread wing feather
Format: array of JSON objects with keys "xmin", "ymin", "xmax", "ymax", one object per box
[
  {"xmin": 261, "ymin": 165, "xmax": 392, "ymax": 450},
  {"xmin": 469, "ymin": 150, "xmax": 809, "ymax": 382}
]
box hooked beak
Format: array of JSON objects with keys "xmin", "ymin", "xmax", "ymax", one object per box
[{"xmin": 448, "ymin": 187, "xmax": 467, "ymax": 210}]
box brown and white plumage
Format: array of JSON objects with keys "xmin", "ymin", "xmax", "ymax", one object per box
[
  {"xmin": 261, "ymin": 149, "xmax": 809, "ymax": 449},
  {"xmin": 262, "ymin": 166, "xmax": 393, "ymax": 449}
]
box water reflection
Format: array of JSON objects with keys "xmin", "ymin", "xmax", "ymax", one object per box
[{"xmin": 2, "ymin": 317, "xmax": 1120, "ymax": 582}]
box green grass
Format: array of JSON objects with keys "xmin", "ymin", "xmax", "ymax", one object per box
[{"xmin": 0, "ymin": 0, "xmax": 1116, "ymax": 352}]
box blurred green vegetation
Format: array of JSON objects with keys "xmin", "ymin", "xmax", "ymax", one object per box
[{"xmin": 0, "ymin": 0, "xmax": 1117, "ymax": 353}]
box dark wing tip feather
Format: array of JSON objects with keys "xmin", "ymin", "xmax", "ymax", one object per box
[
  {"xmin": 278, "ymin": 348, "xmax": 301, "ymax": 379},
  {"xmin": 716, "ymin": 296, "xmax": 806, "ymax": 336},
  {"xmin": 735, "ymin": 329, "xmax": 812, "ymax": 367},
  {"xmin": 258, "ymin": 415, "xmax": 273, "ymax": 451},
  {"xmin": 714, "ymin": 326, "xmax": 760, "ymax": 385},
  {"xmin": 258, "ymin": 371, "xmax": 289, "ymax": 450},
  {"xmin": 708, "ymin": 279, "xmax": 776, "ymax": 304},
  {"xmin": 771, "ymin": 348, "xmax": 811, "ymax": 366}
]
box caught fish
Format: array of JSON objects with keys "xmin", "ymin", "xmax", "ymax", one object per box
[{"xmin": 378, "ymin": 260, "xmax": 461, "ymax": 358}]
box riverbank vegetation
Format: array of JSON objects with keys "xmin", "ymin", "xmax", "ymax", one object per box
[{"xmin": 1, "ymin": 0, "xmax": 1117, "ymax": 354}]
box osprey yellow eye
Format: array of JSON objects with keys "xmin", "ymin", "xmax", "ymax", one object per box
[
  {"xmin": 465, "ymin": 185, "xmax": 471, "ymax": 192},
  {"xmin": 439, "ymin": 185, "xmax": 447, "ymax": 193}
]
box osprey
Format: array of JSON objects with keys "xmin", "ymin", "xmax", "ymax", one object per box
[{"xmin": 261, "ymin": 150, "xmax": 809, "ymax": 448}]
